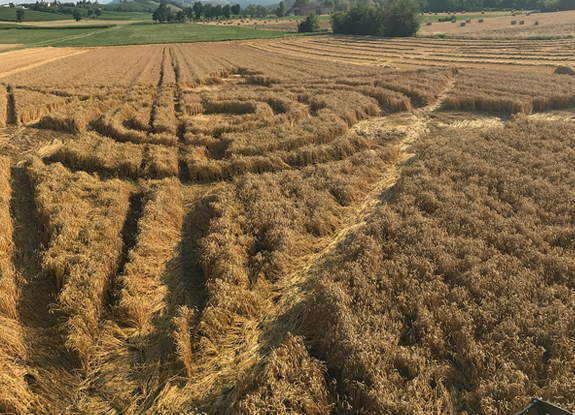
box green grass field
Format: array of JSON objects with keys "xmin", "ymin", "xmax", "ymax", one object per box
[
  {"xmin": 96, "ymin": 11, "xmax": 152, "ymax": 20},
  {"xmin": 0, "ymin": 22, "xmax": 22, "ymax": 28},
  {"xmin": 0, "ymin": 22, "xmax": 294, "ymax": 47},
  {"xmin": 0, "ymin": 6, "xmax": 153, "ymax": 22},
  {"xmin": 0, "ymin": 8, "xmax": 73, "ymax": 21},
  {"xmin": 0, "ymin": 8, "xmax": 152, "ymax": 22}
]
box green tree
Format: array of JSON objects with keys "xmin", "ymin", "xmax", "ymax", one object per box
[
  {"xmin": 231, "ymin": 3, "xmax": 241, "ymax": 16},
  {"xmin": 94, "ymin": 8, "xmax": 102, "ymax": 17},
  {"xmin": 204, "ymin": 2, "xmax": 212, "ymax": 19},
  {"xmin": 223, "ymin": 4, "xmax": 231, "ymax": 18},
  {"xmin": 330, "ymin": 10, "xmax": 347, "ymax": 30},
  {"xmin": 334, "ymin": 0, "xmax": 350, "ymax": 11},
  {"xmin": 184, "ymin": 6, "xmax": 193, "ymax": 21},
  {"xmin": 175, "ymin": 9, "xmax": 186, "ymax": 22},
  {"xmin": 245, "ymin": 3, "xmax": 257, "ymax": 15},
  {"xmin": 152, "ymin": 3, "xmax": 172, "ymax": 22},
  {"xmin": 298, "ymin": 11, "xmax": 320, "ymax": 31},
  {"xmin": 193, "ymin": 1, "xmax": 204, "ymax": 19},
  {"xmin": 330, "ymin": 3, "xmax": 383, "ymax": 34},
  {"xmin": 382, "ymin": 0, "xmax": 420, "ymax": 36},
  {"xmin": 213, "ymin": 4, "xmax": 223, "ymax": 18},
  {"xmin": 275, "ymin": 0, "xmax": 287, "ymax": 16},
  {"xmin": 73, "ymin": 9, "xmax": 82, "ymax": 21},
  {"xmin": 256, "ymin": 4, "xmax": 269, "ymax": 16},
  {"xmin": 16, "ymin": 8, "xmax": 24, "ymax": 22}
]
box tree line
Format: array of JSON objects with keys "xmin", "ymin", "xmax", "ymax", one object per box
[
  {"xmin": 151, "ymin": 0, "xmax": 419, "ymax": 37},
  {"xmin": 152, "ymin": 1, "xmax": 295, "ymax": 22},
  {"xmin": 26, "ymin": 1, "xmax": 99, "ymax": 20},
  {"xmin": 328, "ymin": 0, "xmax": 420, "ymax": 35}
]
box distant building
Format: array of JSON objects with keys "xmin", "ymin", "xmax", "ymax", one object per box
[{"xmin": 288, "ymin": 5, "xmax": 333, "ymax": 16}]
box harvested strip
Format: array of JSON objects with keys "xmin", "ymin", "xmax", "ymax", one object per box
[
  {"xmin": 0, "ymin": 157, "xmax": 32, "ymax": 414},
  {"xmin": 180, "ymin": 92, "xmax": 204, "ymax": 116},
  {"xmin": 284, "ymin": 135, "xmax": 375, "ymax": 167},
  {"xmin": 146, "ymin": 132, "xmax": 178, "ymax": 147},
  {"xmin": 199, "ymin": 190, "xmax": 260, "ymax": 342},
  {"xmin": 152, "ymin": 90, "xmax": 177, "ymax": 135},
  {"xmin": 97, "ymin": 104, "xmax": 147, "ymax": 144},
  {"xmin": 203, "ymin": 99, "xmax": 274, "ymax": 119},
  {"xmin": 28, "ymin": 158, "xmax": 131, "ymax": 368},
  {"xmin": 359, "ymin": 86, "xmax": 412, "ymax": 112},
  {"xmin": 443, "ymin": 68, "xmax": 575, "ymax": 115},
  {"xmin": 151, "ymin": 51, "xmax": 177, "ymax": 135},
  {"xmin": 70, "ymin": 179, "xmax": 184, "ymax": 412},
  {"xmin": 51, "ymin": 133, "xmax": 143, "ymax": 178},
  {"xmin": 442, "ymin": 92, "xmax": 533, "ymax": 115},
  {"xmin": 266, "ymin": 97, "xmax": 309, "ymax": 121},
  {"xmin": 0, "ymin": 85, "xmax": 6, "ymax": 127},
  {"xmin": 12, "ymin": 88, "xmax": 69, "ymax": 125},
  {"xmin": 120, "ymin": 178, "xmax": 183, "ymax": 332},
  {"xmin": 372, "ymin": 67, "xmax": 456, "ymax": 106},
  {"xmin": 39, "ymin": 99, "xmax": 119, "ymax": 133},
  {"xmin": 125, "ymin": 106, "xmax": 152, "ymax": 133},
  {"xmin": 309, "ymin": 91, "xmax": 380, "ymax": 126},
  {"xmin": 187, "ymin": 152, "xmax": 289, "ymax": 182},
  {"xmin": 141, "ymin": 145, "xmax": 178, "ymax": 179},
  {"xmin": 222, "ymin": 111, "xmax": 349, "ymax": 157}
]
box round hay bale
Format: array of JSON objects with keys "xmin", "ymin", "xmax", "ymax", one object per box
[
  {"xmin": 460, "ymin": 21, "xmax": 466, "ymax": 26},
  {"xmin": 478, "ymin": 18, "xmax": 484, "ymax": 22},
  {"xmin": 426, "ymin": 20, "xmax": 432, "ymax": 25},
  {"xmin": 554, "ymin": 66, "xmax": 575, "ymax": 75}
]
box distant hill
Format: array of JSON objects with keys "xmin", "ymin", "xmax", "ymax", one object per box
[
  {"xmin": 161, "ymin": 0, "xmax": 285, "ymax": 7},
  {"xmin": 107, "ymin": 0, "xmax": 182, "ymax": 11},
  {"xmin": 104, "ymin": 0, "xmax": 290, "ymax": 10}
]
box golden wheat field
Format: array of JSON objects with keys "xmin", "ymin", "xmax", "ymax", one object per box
[
  {"xmin": 419, "ymin": 10, "xmax": 575, "ymax": 38},
  {"xmin": 1, "ymin": 37, "xmax": 575, "ymax": 415}
]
